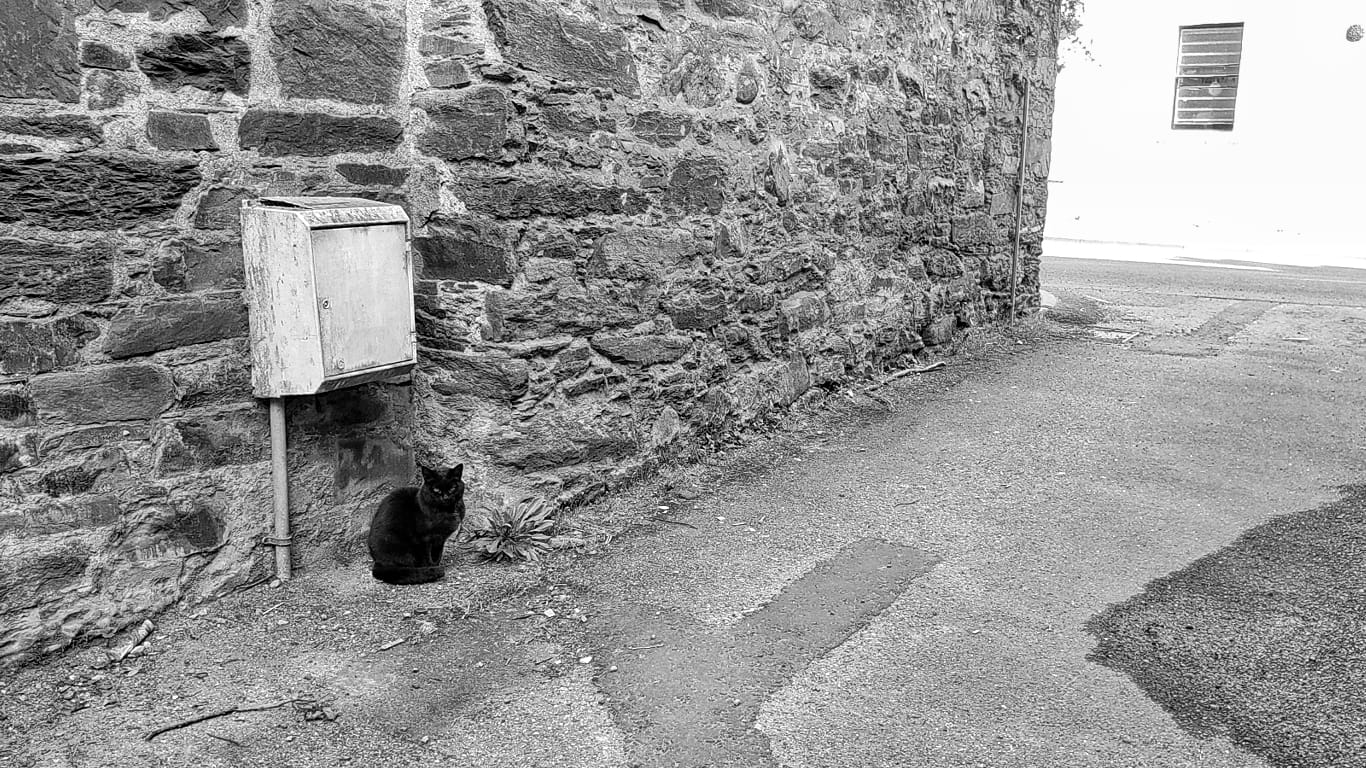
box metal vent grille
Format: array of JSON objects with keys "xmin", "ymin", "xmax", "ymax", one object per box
[{"xmin": 1172, "ymin": 23, "xmax": 1244, "ymax": 130}]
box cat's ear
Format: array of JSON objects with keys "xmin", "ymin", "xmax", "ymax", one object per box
[
  {"xmin": 419, "ymin": 465, "xmax": 438, "ymax": 484},
  {"xmin": 448, "ymin": 464, "xmax": 464, "ymax": 482}
]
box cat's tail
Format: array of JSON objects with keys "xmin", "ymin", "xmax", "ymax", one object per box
[{"xmin": 371, "ymin": 565, "xmax": 446, "ymax": 585}]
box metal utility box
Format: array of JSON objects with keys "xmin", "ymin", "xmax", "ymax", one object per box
[{"xmin": 241, "ymin": 197, "xmax": 416, "ymax": 397}]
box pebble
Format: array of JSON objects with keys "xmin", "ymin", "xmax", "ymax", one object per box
[
  {"xmin": 608, "ymin": 665, "xmax": 618, "ymax": 672},
  {"xmin": 543, "ymin": 609, "xmax": 556, "ymax": 618},
  {"xmin": 579, "ymin": 656, "xmax": 592, "ymax": 664},
  {"xmin": 269, "ymin": 579, "xmax": 282, "ymax": 588}
]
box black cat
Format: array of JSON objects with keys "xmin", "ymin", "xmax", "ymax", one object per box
[{"xmin": 367, "ymin": 465, "xmax": 466, "ymax": 585}]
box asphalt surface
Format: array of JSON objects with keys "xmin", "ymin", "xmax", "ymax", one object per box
[
  {"xmin": 1088, "ymin": 485, "xmax": 1366, "ymax": 767},
  {"xmin": 4, "ymin": 252, "xmax": 1365, "ymax": 767}
]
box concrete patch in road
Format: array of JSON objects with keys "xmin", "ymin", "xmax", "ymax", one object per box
[
  {"xmin": 586, "ymin": 538, "xmax": 938, "ymax": 767},
  {"xmin": 1135, "ymin": 300, "xmax": 1271, "ymax": 357},
  {"xmin": 1087, "ymin": 485, "xmax": 1366, "ymax": 768}
]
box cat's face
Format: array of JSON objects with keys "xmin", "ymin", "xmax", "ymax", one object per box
[{"xmin": 420, "ymin": 464, "xmax": 465, "ymax": 506}]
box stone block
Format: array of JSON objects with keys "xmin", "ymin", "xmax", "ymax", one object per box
[
  {"xmin": 666, "ymin": 290, "xmax": 727, "ymax": 330},
  {"xmin": 735, "ymin": 59, "xmax": 761, "ymax": 104},
  {"xmin": 137, "ymin": 33, "xmax": 250, "ymax": 95},
  {"xmin": 336, "ymin": 163, "xmax": 408, "ymax": 186},
  {"xmin": 0, "ymin": 155, "xmax": 199, "ymax": 231},
  {"xmin": 272, "ymin": 0, "xmax": 404, "ymax": 104},
  {"xmin": 989, "ymin": 190, "xmax": 1016, "ymax": 216},
  {"xmin": 0, "ymin": 239, "xmax": 115, "ymax": 304},
  {"xmin": 451, "ymin": 171, "xmax": 647, "ymax": 219},
  {"xmin": 425, "ymin": 350, "xmax": 529, "ymax": 401},
  {"xmin": 539, "ymin": 104, "xmax": 617, "ymax": 137},
  {"xmin": 193, "ymin": 186, "xmax": 250, "ymax": 231},
  {"xmin": 0, "ymin": 388, "xmax": 35, "ymax": 426},
  {"xmin": 588, "ymin": 227, "xmax": 695, "ymax": 281},
  {"xmin": 484, "ymin": 403, "xmax": 636, "ymax": 470},
  {"xmin": 667, "ymin": 156, "xmax": 727, "ymax": 213},
  {"xmin": 238, "ymin": 110, "xmax": 403, "ymax": 156},
  {"xmin": 0, "ymin": 534, "xmax": 91, "ymax": 616},
  {"xmin": 416, "ymin": 86, "xmax": 516, "ymax": 161},
  {"xmin": 0, "ymin": 115, "xmax": 101, "ymax": 142},
  {"xmin": 590, "ymin": 332, "xmax": 692, "ymax": 365},
  {"xmin": 780, "ymin": 292, "xmax": 828, "ymax": 334},
  {"xmin": 79, "ymin": 42, "xmax": 130, "ymax": 70},
  {"xmin": 695, "ymin": 0, "xmax": 774, "ymax": 19},
  {"xmin": 170, "ymin": 353, "xmax": 252, "ymax": 408},
  {"xmin": 170, "ymin": 499, "xmax": 225, "ymax": 549},
  {"xmin": 146, "ymin": 112, "xmax": 217, "ymax": 151},
  {"xmin": 30, "ymin": 364, "xmax": 176, "ymax": 422},
  {"xmin": 924, "ymin": 249, "xmax": 964, "ymax": 278},
  {"xmin": 950, "ymin": 213, "xmax": 999, "ymax": 247},
  {"xmin": 0, "ymin": 315, "xmax": 98, "ymax": 375},
  {"xmin": 808, "ymin": 64, "xmax": 848, "ymax": 108},
  {"xmin": 103, "ymin": 294, "xmax": 249, "ymax": 359},
  {"xmin": 39, "ymin": 447, "xmax": 126, "ymax": 496},
  {"xmin": 0, "ymin": 0, "xmax": 81, "ymax": 102},
  {"xmin": 94, "ymin": 0, "xmax": 245, "ymax": 28},
  {"xmin": 0, "ymin": 494, "xmax": 121, "ymax": 535},
  {"xmin": 484, "ymin": 0, "xmax": 639, "ymax": 96},
  {"xmin": 628, "ymin": 110, "xmax": 694, "ymax": 146},
  {"xmin": 39, "ymin": 423, "xmax": 150, "ymax": 455},
  {"xmin": 154, "ymin": 239, "xmax": 245, "ymax": 291},
  {"xmin": 155, "ymin": 409, "xmax": 269, "ymax": 475},
  {"xmin": 414, "ymin": 217, "xmax": 517, "ymax": 286},
  {"xmin": 426, "ymin": 60, "xmax": 472, "ymax": 89}
]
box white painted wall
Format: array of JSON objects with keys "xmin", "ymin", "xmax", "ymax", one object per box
[{"xmin": 1046, "ymin": 2, "xmax": 1365, "ymax": 262}]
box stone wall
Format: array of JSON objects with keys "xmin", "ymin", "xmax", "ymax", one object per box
[{"xmin": 0, "ymin": 0, "xmax": 1059, "ymax": 664}]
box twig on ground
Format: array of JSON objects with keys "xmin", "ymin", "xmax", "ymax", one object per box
[
  {"xmin": 627, "ymin": 643, "xmax": 664, "ymax": 651},
  {"xmin": 852, "ymin": 361, "xmax": 948, "ymax": 405},
  {"xmin": 144, "ymin": 699, "xmax": 297, "ymax": 742},
  {"xmin": 862, "ymin": 391, "xmax": 892, "ymax": 408},
  {"xmin": 378, "ymin": 637, "xmax": 407, "ymax": 651},
  {"xmin": 206, "ymin": 732, "xmax": 243, "ymax": 747},
  {"xmin": 657, "ymin": 518, "xmax": 699, "ymax": 529}
]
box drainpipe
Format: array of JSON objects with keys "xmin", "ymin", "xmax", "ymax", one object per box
[
  {"xmin": 1009, "ymin": 77, "xmax": 1032, "ymax": 322},
  {"xmin": 267, "ymin": 398, "xmax": 292, "ymax": 580}
]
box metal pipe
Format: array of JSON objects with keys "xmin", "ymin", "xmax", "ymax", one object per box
[
  {"xmin": 1009, "ymin": 78, "xmax": 1033, "ymax": 322},
  {"xmin": 268, "ymin": 398, "xmax": 292, "ymax": 580}
]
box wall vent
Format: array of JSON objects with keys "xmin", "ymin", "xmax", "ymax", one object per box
[{"xmin": 1173, "ymin": 23, "xmax": 1244, "ymax": 130}]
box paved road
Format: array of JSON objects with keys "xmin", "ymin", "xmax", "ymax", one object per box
[
  {"xmin": 545, "ymin": 253, "xmax": 1366, "ymax": 767},
  {"xmin": 463, "ymin": 253, "xmax": 1366, "ymax": 767},
  {"xmin": 7, "ymin": 254, "xmax": 1365, "ymax": 767}
]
